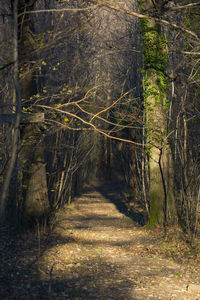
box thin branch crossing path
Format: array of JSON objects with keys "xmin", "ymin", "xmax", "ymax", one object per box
[{"xmin": 0, "ymin": 181, "xmax": 200, "ymax": 299}]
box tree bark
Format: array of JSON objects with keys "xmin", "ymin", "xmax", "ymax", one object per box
[{"xmin": 0, "ymin": 0, "xmax": 21, "ymax": 222}]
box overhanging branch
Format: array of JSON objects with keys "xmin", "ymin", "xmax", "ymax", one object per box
[
  {"xmin": 91, "ymin": 0, "xmax": 200, "ymax": 40},
  {"xmin": 0, "ymin": 61, "xmax": 14, "ymax": 71},
  {"xmin": 18, "ymin": 5, "xmax": 99, "ymax": 17}
]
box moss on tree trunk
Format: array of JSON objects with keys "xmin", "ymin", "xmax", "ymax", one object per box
[{"xmin": 140, "ymin": 1, "xmax": 177, "ymax": 228}]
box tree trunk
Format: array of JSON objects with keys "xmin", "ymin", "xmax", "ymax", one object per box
[
  {"xmin": 0, "ymin": 0, "xmax": 21, "ymax": 222},
  {"xmin": 20, "ymin": 124, "xmax": 49, "ymax": 224},
  {"xmin": 140, "ymin": 1, "xmax": 176, "ymax": 228}
]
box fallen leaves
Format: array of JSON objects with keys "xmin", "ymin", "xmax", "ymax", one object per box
[{"xmin": 1, "ymin": 184, "xmax": 200, "ymax": 299}]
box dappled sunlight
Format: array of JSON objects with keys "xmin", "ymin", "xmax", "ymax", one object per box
[
  {"xmin": 36, "ymin": 256, "xmax": 137, "ymax": 299},
  {"xmin": 0, "ymin": 183, "xmax": 199, "ymax": 299},
  {"xmin": 34, "ymin": 184, "xmax": 200, "ymax": 299}
]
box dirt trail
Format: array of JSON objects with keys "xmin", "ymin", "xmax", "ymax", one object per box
[{"xmin": 1, "ymin": 181, "xmax": 200, "ymax": 299}]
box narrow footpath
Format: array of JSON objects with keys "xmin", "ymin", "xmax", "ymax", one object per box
[{"xmin": 0, "ymin": 181, "xmax": 200, "ymax": 299}]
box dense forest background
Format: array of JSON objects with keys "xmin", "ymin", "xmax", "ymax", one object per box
[{"xmin": 0, "ymin": 0, "xmax": 200, "ymax": 243}]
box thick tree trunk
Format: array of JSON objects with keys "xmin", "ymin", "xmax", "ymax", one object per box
[
  {"xmin": 0, "ymin": 0, "xmax": 21, "ymax": 222},
  {"xmin": 140, "ymin": 1, "xmax": 176, "ymax": 228},
  {"xmin": 18, "ymin": 1, "xmax": 49, "ymax": 224},
  {"xmin": 20, "ymin": 124, "xmax": 49, "ymax": 224}
]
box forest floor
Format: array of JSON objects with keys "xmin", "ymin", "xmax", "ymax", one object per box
[{"xmin": 0, "ymin": 180, "xmax": 200, "ymax": 300}]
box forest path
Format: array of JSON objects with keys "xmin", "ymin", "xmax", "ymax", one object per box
[
  {"xmin": 39, "ymin": 181, "xmax": 200, "ymax": 300},
  {"xmin": 1, "ymin": 181, "xmax": 200, "ymax": 299}
]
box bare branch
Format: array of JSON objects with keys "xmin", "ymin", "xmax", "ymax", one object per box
[
  {"xmin": 75, "ymin": 103, "xmax": 140, "ymax": 129},
  {"xmin": 0, "ymin": 61, "xmax": 14, "ymax": 71},
  {"xmin": 90, "ymin": 89, "xmax": 134, "ymax": 123},
  {"xmin": 17, "ymin": 0, "xmax": 199, "ymax": 39},
  {"xmin": 18, "ymin": 5, "xmax": 99, "ymax": 17},
  {"xmin": 36, "ymin": 105, "xmax": 145, "ymax": 146},
  {"xmin": 91, "ymin": 0, "xmax": 199, "ymax": 40},
  {"xmin": 182, "ymin": 51, "xmax": 200, "ymax": 55},
  {"xmin": 171, "ymin": 2, "xmax": 200, "ymax": 10}
]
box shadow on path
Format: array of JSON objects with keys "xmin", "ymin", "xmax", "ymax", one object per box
[
  {"xmin": 0, "ymin": 180, "xmax": 199, "ymax": 300},
  {"xmin": 94, "ymin": 180, "xmax": 145, "ymax": 226}
]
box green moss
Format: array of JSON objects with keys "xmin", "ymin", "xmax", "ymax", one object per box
[
  {"xmin": 140, "ymin": 18, "xmax": 168, "ymax": 111},
  {"xmin": 148, "ymin": 188, "xmax": 163, "ymax": 228}
]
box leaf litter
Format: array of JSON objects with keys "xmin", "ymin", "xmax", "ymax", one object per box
[{"xmin": 0, "ymin": 181, "xmax": 200, "ymax": 299}]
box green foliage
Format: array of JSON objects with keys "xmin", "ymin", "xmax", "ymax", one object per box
[
  {"xmin": 140, "ymin": 19, "xmax": 168, "ymax": 104},
  {"xmin": 140, "ymin": 18, "xmax": 170, "ymax": 152},
  {"xmin": 140, "ymin": 19, "xmax": 168, "ymax": 72}
]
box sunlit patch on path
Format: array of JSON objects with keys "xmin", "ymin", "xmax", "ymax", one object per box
[
  {"xmin": 0, "ymin": 181, "xmax": 200, "ymax": 299},
  {"xmin": 39, "ymin": 182, "xmax": 200, "ymax": 300}
]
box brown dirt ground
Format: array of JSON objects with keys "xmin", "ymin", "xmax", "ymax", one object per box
[{"xmin": 0, "ymin": 181, "xmax": 200, "ymax": 299}]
